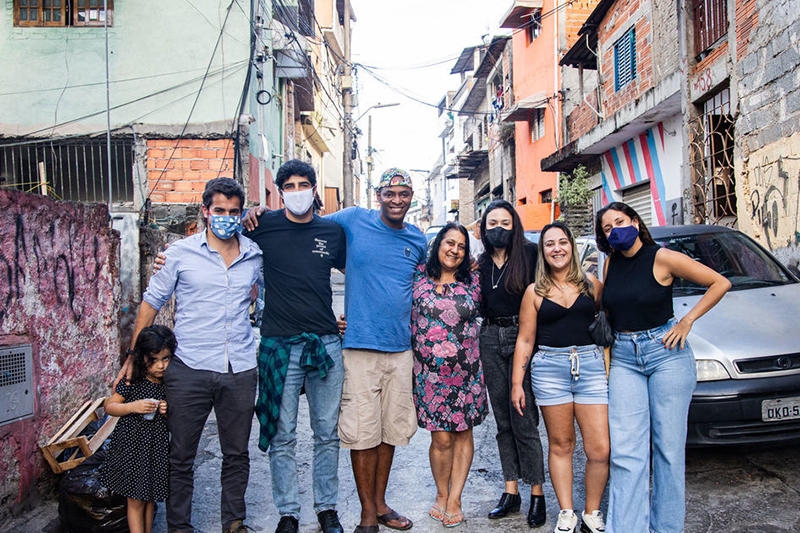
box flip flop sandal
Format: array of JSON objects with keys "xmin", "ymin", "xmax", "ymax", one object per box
[
  {"xmin": 429, "ymin": 506, "xmax": 446, "ymax": 521},
  {"xmin": 443, "ymin": 511, "xmax": 465, "ymax": 528},
  {"xmin": 377, "ymin": 510, "xmax": 413, "ymax": 531}
]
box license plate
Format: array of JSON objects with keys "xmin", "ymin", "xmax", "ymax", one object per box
[{"xmin": 762, "ymin": 396, "xmax": 800, "ymax": 422}]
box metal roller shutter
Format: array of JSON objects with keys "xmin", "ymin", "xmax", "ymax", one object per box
[{"xmin": 622, "ymin": 182, "xmax": 652, "ymax": 226}]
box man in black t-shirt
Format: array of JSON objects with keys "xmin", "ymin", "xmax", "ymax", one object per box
[{"xmin": 247, "ymin": 160, "xmax": 346, "ymax": 533}]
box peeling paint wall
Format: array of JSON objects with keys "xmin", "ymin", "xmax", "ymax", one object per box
[
  {"xmin": 0, "ymin": 190, "xmax": 120, "ymax": 518},
  {"xmin": 738, "ymin": 133, "xmax": 800, "ymax": 269},
  {"xmin": 736, "ymin": 0, "xmax": 800, "ymax": 267}
]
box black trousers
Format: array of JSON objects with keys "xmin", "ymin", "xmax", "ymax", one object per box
[
  {"xmin": 479, "ymin": 324, "xmax": 545, "ymax": 486},
  {"xmin": 163, "ymin": 356, "xmax": 257, "ymax": 532}
]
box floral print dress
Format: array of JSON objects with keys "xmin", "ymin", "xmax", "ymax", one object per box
[{"xmin": 411, "ymin": 266, "xmax": 488, "ymax": 432}]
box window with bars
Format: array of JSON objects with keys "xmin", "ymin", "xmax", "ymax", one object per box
[
  {"xmin": 530, "ymin": 108, "xmax": 545, "ymax": 142},
  {"xmin": 613, "ymin": 28, "xmax": 636, "ymax": 91},
  {"xmin": 690, "ymin": 87, "xmax": 736, "ymax": 225},
  {"xmin": 693, "ymin": 0, "xmax": 728, "ymax": 58},
  {"xmin": 0, "ymin": 137, "xmax": 134, "ymax": 203},
  {"xmin": 526, "ymin": 10, "xmax": 542, "ymax": 43},
  {"xmin": 14, "ymin": 0, "xmax": 113, "ymax": 27}
]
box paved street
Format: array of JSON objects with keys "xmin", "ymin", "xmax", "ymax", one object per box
[{"xmin": 5, "ymin": 272, "xmax": 800, "ymax": 532}]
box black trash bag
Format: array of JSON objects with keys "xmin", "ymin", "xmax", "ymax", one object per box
[{"xmin": 58, "ymin": 437, "xmax": 129, "ymax": 533}]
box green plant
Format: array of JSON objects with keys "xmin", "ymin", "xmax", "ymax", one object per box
[{"xmin": 557, "ymin": 165, "xmax": 592, "ymax": 206}]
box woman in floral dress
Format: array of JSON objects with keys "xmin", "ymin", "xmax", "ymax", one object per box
[{"xmin": 412, "ymin": 222, "xmax": 487, "ymax": 528}]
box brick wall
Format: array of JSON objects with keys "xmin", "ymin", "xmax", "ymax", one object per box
[
  {"xmin": 566, "ymin": 88, "xmax": 601, "ymax": 141},
  {"xmin": 736, "ymin": 0, "xmax": 800, "ymax": 263},
  {"xmin": 600, "ymin": 9, "xmax": 655, "ymax": 118},
  {"xmin": 564, "ymin": 0, "xmax": 600, "ymax": 49},
  {"xmin": 146, "ymin": 138, "xmax": 235, "ymax": 204}
]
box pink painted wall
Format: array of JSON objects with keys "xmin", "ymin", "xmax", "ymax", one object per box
[{"xmin": 0, "ymin": 189, "xmax": 120, "ymax": 518}]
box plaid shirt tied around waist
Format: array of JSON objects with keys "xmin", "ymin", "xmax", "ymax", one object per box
[{"xmin": 255, "ymin": 333, "xmax": 334, "ymax": 452}]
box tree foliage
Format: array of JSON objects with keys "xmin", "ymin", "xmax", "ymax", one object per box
[{"xmin": 557, "ymin": 165, "xmax": 592, "ymax": 206}]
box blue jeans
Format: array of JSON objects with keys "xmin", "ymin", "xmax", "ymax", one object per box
[
  {"xmin": 607, "ymin": 319, "xmax": 696, "ymax": 533},
  {"xmin": 268, "ymin": 334, "xmax": 344, "ymax": 518}
]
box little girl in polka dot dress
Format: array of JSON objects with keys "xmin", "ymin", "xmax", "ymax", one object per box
[{"xmin": 101, "ymin": 325, "xmax": 175, "ymax": 533}]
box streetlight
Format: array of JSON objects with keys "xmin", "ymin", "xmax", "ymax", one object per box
[
  {"xmin": 356, "ymin": 103, "xmax": 400, "ymax": 208},
  {"xmin": 355, "ymin": 102, "xmax": 400, "ymax": 124}
]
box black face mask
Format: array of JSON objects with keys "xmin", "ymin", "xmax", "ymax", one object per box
[{"xmin": 485, "ymin": 227, "xmax": 512, "ymax": 249}]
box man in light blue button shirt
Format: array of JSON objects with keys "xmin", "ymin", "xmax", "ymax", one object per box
[{"xmin": 119, "ymin": 177, "xmax": 262, "ymax": 533}]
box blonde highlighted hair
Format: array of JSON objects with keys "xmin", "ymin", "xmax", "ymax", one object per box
[{"xmin": 534, "ymin": 221, "xmax": 593, "ymax": 299}]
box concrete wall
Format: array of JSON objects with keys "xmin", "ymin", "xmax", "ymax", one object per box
[
  {"xmin": 0, "ymin": 0, "xmax": 250, "ymax": 136},
  {"xmin": 0, "ymin": 190, "xmax": 120, "ymax": 518},
  {"xmin": 735, "ymin": 0, "xmax": 800, "ymax": 266}
]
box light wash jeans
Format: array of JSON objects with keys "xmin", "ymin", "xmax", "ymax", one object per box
[
  {"xmin": 606, "ymin": 318, "xmax": 696, "ymax": 533},
  {"xmin": 268, "ymin": 334, "xmax": 345, "ymax": 518}
]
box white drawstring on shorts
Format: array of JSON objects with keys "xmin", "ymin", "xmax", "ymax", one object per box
[{"xmin": 570, "ymin": 349, "xmax": 580, "ymax": 381}]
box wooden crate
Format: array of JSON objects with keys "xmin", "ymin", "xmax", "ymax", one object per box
[{"xmin": 40, "ymin": 397, "xmax": 119, "ymax": 474}]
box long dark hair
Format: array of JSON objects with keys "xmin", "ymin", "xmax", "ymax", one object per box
[
  {"xmin": 427, "ymin": 222, "xmax": 471, "ymax": 283},
  {"xmin": 131, "ymin": 325, "xmax": 177, "ymax": 382},
  {"xmin": 479, "ymin": 200, "xmax": 530, "ymax": 294},
  {"xmin": 594, "ymin": 201, "xmax": 656, "ymax": 254}
]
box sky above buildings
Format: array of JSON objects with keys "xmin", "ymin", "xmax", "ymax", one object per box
[{"xmin": 350, "ymin": 0, "xmax": 511, "ymax": 189}]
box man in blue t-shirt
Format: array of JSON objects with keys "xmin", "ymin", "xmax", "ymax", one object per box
[{"xmin": 326, "ymin": 168, "xmax": 427, "ymax": 533}]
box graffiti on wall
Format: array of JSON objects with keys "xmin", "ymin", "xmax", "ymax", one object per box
[
  {"xmin": 0, "ymin": 197, "xmax": 109, "ymax": 326},
  {"xmin": 747, "ymin": 154, "xmax": 800, "ymax": 250}
]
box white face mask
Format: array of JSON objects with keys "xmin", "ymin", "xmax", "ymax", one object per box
[{"xmin": 282, "ymin": 188, "xmax": 315, "ymax": 216}]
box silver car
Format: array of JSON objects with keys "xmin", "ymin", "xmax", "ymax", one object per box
[{"xmin": 576, "ymin": 225, "xmax": 800, "ymax": 446}]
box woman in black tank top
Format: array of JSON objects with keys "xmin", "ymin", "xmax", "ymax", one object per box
[
  {"xmin": 510, "ymin": 222, "xmax": 609, "ymax": 533},
  {"xmin": 596, "ymin": 202, "xmax": 730, "ymax": 533}
]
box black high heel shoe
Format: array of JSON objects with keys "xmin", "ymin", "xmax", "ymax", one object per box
[
  {"xmin": 527, "ymin": 495, "xmax": 547, "ymax": 528},
  {"xmin": 488, "ymin": 492, "xmax": 521, "ymax": 519}
]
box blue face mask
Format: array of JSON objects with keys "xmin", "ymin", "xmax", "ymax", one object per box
[
  {"xmin": 208, "ymin": 214, "xmax": 240, "ymax": 240},
  {"xmin": 607, "ymin": 225, "xmax": 639, "ymax": 251}
]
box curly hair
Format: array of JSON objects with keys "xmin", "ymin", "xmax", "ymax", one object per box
[
  {"xmin": 594, "ymin": 201, "xmax": 655, "ymax": 254},
  {"xmin": 426, "ymin": 222, "xmax": 471, "ymax": 283},
  {"xmin": 130, "ymin": 325, "xmax": 177, "ymax": 383},
  {"xmin": 275, "ymin": 159, "xmax": 317, "ymax": 189}
]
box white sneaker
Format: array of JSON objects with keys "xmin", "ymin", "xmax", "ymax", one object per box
[
  {"xmin": 555, "ymin": 509, "xmax": 578, "ymax": 533},
  {"xmin": 580, "ymin": 510, "xmax": 606, "ymax": 533}
]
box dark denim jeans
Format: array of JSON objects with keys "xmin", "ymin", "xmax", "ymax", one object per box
[
  {"xmin": 479, "ymin": 324, "xmax": 545, "ymax": 486},
  {"xmin": 164, "ymin": 356, "xmax": 257, "ymax": 532}
]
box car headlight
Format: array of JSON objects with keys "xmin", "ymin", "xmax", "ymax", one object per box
[{"xmin": 696, "ymin": 359, "xmax": 731, "ymax": 381}]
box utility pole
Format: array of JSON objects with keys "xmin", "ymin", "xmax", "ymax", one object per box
[
  {"xmin": 341, "ymin": 0, "xmax": 354, "ymax": 207},
  {"xmin": 366, "ymin": 115, "xmax": 373, "ymax": 209}
]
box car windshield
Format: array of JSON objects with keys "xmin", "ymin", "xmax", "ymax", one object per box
[{"xmin": 654, "ymin": 231, "xmax": 796, "ymax": 294}]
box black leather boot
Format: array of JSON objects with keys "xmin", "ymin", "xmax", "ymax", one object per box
[
  {"xmin": 527, "ymin": 495, "xmax": 546, "ymax": 528},
  {"xmin": 488, "ymin": 492, "xmax": 522, "ymax": 519}
]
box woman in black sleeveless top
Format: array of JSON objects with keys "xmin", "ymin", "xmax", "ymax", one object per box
[
  {"xmin": 596, "ymin": 202, "xmax": 730, "ymax": 533},
  {"xmin": 510, "ymin": 222, "xmax": 609, "ymax": 533},
  {"xmin": 477, "ymin": 200, "xmax": 546, "ymax": 527}
]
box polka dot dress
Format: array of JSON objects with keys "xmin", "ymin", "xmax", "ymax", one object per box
[{"xmin": 100, "ymin": 379, "xmax": 169, "ymax": 501}]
